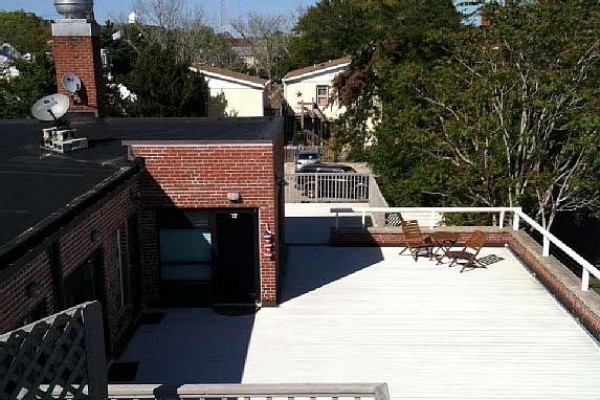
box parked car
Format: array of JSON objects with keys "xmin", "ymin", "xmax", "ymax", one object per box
[
  {"xmin": 295, "ymin": 163, "xmax": 369, "ymax": 200},
  {"xmin": 295, "ymin": 151, "xmax": 320, "ymax": 171}
]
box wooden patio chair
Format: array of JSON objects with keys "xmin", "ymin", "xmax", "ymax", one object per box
[
  {"xmin": 445, "ymin": 230, "xmax": 487, "ymax": 273},
  {"xmin": 399, "ymin": 220, "xmax": 432, "ymax": 261}
]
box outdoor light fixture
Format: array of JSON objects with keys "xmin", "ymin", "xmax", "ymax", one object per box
[
  {"xmin": 227, "ymin": 192, "xmax": 241, "ymax": 202},
  {"xmin": 26, "ymin": 281, "xmax": 41, "ymax": 299},
  {"xmin": 89, "ymin": 229, "xmax": 100, "ymax": 243}
]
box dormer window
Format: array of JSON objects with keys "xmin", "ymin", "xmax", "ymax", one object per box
[{"xmin": 316, "ymin": 85, "xmax": 329, "ymax": 107}]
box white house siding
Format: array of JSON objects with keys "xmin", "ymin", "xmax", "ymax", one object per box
[
  {"xmin": 205, "ymin": 77, "xmax": 265, "ymax": 117},
  {"xmin": 283, "ymin": 65, "xmax": 348, "ymax": 121}
]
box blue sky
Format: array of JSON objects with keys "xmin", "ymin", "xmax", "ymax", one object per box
[
  {"xmin": 4, "ymin": 1, "xmax": 473, "ymax": 27},
  {"xmin": 5, "ymin": 0, "xmax": 318, "ymax": 25}
]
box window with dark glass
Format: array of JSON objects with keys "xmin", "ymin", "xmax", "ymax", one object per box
[
  {"xmin": 159, "ymin": 229, "xmax": 212, "ymax": 282},
  {"xmin": 316, "ymin": 85, "xmax": 329, "ymax": 107}
]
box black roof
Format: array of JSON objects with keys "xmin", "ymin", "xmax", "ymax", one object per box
[{"xmin": 0, "ymin": 117, "xmax": 282, "ymax": 264}]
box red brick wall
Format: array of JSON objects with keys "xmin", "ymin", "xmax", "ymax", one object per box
[
  {"xmin": 0, "ymin": 176, "xmax": 140, "ymax": 356},
  {"xmin": 508, "ymin": 234, "xmax": 600, "ymax": 339},
  {"xmin": 330, "ymin": 227, "xmax": 509, "ymax": 247},
  {"xmin": 0, "ymin": 252, "xmax": 53, "ymax": 330},
  {"xmin": 130, "ymin": 143, "xmax": 281, "ymax": 306},
  {"xmin": 52, "ymin": 34, "xmax": 103, "ymax": 114}
]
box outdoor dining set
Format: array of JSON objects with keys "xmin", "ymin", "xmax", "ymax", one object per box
[{"xmin": 399, "ymin": 220, "xmax": 487, "ymax": 273}]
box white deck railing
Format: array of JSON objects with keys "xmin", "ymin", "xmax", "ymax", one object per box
[
  {"xmin": 285, "ymin": 173, "xmax": 370, "ymax": 203},
  {"xmin": 52, "ymin": 383, "xmax": 390, "ymax": 400},
  {"xmin": 331, "ymin": 206, "xmax": 600, "ymax": 292}
]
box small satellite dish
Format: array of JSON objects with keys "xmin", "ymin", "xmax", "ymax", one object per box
[
  {"xmin": 63, "ymin": 72, "xmax": 82, "ymax": 94},
  {"xmin": 31, "ymin": 93, "xmax": 70, "ymax": 122}
]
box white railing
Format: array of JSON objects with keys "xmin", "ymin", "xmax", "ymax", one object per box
[
  {"xmin": 330, "ymin": 206, "xmax": 600, "ymax": 292},
  {"xmin": 285, "ymin": 173, "xmax": 370, "ymax": 203},
  {"xmin": 51, "ymin": 383, "xmax": 390, "ymax": 400}
]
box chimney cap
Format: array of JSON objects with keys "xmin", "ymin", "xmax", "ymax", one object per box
[{"xmin": 54, "ymin": 0, "xmax": 94, "ymax": 20}]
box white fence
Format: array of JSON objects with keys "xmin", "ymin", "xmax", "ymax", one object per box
[
  {"xmin": 49, "ymin": 383, "xmax": 390, "ymax": 400},
  {"xmin": 285, "ymin": 173, "xmax": 370, "ymax": 203},
  {"xmin": 330, "ymin": 206, "xmax": 600, "ymax": 292}
]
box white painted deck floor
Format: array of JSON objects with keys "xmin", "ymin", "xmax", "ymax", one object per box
[{"xmin": 119, "ymin": 245, "xmax": 600, "ymax": 399}]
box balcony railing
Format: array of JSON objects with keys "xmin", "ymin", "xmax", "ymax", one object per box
[
  {"xmin": 330, "ymin": 206, "xmax": 600, "ymax": 292},
  {"xmin": 285, "ymin": 173, "xmax": 370, "ymax": 203},
  {"xmin": 48, "ymin": 383, "xmax": 390, "ymax": 400}
]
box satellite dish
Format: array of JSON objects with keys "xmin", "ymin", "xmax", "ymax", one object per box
[
  {"xmin": 63, "ymin": 72, "xmax": 82, "ymax": 94},
  {"xmin": 31, "ymin": 93, "xmax": 70, "ymax": 122}
]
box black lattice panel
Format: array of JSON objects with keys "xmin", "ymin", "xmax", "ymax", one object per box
[
  {"xmin": 385, "ymin": 213, "xmax": 403, "ymax": 227},
  {"xmin": 0, "ymin": 302, "xmax": 107, "ymax": 399}
]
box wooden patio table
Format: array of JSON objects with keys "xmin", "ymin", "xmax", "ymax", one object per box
[{"xmin": 430, "ymin": 231, "xmax": 461, "ymax": 265}]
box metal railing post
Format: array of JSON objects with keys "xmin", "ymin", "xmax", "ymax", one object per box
[
  {"xmin": 512, "ymin": 210, "xmax": 520, "ymax": 231},
  {"xmin": 542, "ymin": 235, "xmax": 550, "ymax": 257},
  {"xmin": 582, "ymin": 269, "xmax": 590, "ymax": 291}
]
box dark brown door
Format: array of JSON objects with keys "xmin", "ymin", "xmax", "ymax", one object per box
[{"xmin": 213, "ymin": 210, "xmax": 259, "ymax": 305}]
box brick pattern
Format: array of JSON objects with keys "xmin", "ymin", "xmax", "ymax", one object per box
[
  {"xmin": 130, "ymin": 144, "xmax": 281, "ymax": 306},
  {"xmin": 52, "ymin": 35, "xmax": 103, "ymax": 114},
  {"xmin": 508, "ymin": 233, "xmax": 600, "ymax": 339},
  {"xmin": 0, "ymin": 177, "xmax": 140, "ymax": 356},
  {"xmin": 330, "ymin": 227, "xmax": 509, "ymax": 247},
  {"xmin": 0, "ymin": 252, "xmax": 54, "ymax": 331}
]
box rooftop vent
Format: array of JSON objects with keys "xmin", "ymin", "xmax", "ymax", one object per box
[{"xmin": 54, "ymin": 0, "xmax": 94, "ymax": 20}]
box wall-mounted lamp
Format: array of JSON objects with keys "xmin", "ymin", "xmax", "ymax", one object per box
[
  {"xmin": 130, "ymin": 187, "xmax": 142, "ymax": 202},
  {"xmin": 89, "ymin": 229, "xmax": 100, "ymax": 243},
  {"xmin": 26, "ymin": 281, "xmax": 41, "ymax": 299},
  {"xmin": 227, "ymin": 192, "xmax": 241, "ymax": 203}
]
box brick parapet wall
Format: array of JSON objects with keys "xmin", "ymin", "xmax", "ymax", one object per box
[
  {"xmin": 330, "ymin": 226, "xmax": 509, "ymax": 247},
  {"xmin": 508, "ymin": 232, "xmax": 600, "ymax": 340},
  {"xmin": 330, "ymin": 225, "xmax": 600, "ymax": 339},
  {"xmin": 0, "ymin": 176, "xmax": 140, "ymax": 356},
  {"xmin": 130, "ymin": 143, "xmax": 281, "ymax": 306}
]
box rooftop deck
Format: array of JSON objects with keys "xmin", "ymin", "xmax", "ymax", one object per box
[{"xmin": 117, "ymin": 205, "xmax": 600, "ymax": 399}]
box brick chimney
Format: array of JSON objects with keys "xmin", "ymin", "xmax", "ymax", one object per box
[{"xmin": 51, "ymin": 10, "xmax": 103, "ymax": 118}]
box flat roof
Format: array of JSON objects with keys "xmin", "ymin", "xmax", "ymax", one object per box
[{"xmin": 0, "ymin": 117, "xmax": 283, "ymax": 264}]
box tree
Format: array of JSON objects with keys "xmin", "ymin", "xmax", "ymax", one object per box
[
  {"xmin": 290, "ymin": 0, "xmax": 370, "ymax": 68},
  {"xmin": 342, "ymin": 0, "xmax": 600, "ymax": 230},
  {"xmin": 0, "ymin": 52, "xmax": 56, "ymax": 119},
  {"xmin": 231, "ymin": 13, "xmax": 293, "ymax": 81},
  {"xmin": 124, "ymin": 44, "xmax": 208, "ymax": 117},
  {"xmin": 0, "ymin": 11, "xmax": 51, "ymax": 53}
]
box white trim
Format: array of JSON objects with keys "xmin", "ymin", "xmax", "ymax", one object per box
[
  {"xmin": 115, "ymin": 229, "xmax": 125, "ymax": 308},
  {"xmin": 189, "ymin": 67, "xmax": 267, "ymax": 89},
  {"xmin": 282, "ymin": 62, "xmax": 351, "ymax": 83}
]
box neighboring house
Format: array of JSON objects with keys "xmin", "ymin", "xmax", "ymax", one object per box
[
  {"xmin": 282, "ymin": 57, "xmax": 351, "ymax": 122},
  {"xmin": 190, "ymin": 64, "xmax": 269, "ymax": 117},
  {"xmin": 228, "ymin": 37, "xmax": 258, "ymax": 67}
]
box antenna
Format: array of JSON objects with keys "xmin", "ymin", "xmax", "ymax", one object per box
[
  {"xmin": 62, "ymin": 72, "xmax": 82, "ymax": 94},
  {"xmin": 220, "ymin": 0, "xmax": 226, "ymax": 33},
  {"xmin": 31, "ymin": 93, "xmax": 70, "ymax": 122}
]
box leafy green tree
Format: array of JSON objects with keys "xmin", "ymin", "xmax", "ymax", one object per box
[
  {"xmin": 0, "ymin": 52, "xmax": 56, "ymax": 118},
  {"xmin": 342, "ymin": 0, "xmax": 600, "ymax": 229},
  {"xmin": 124, "ymin": 44, "xmax": 208, "ymax": 117},
  {"xmin": 0, "ymin": 11, "xmax": 51, "ymax": 53}
]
